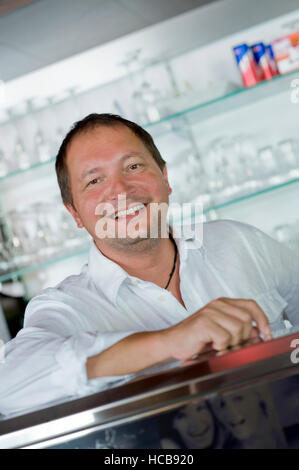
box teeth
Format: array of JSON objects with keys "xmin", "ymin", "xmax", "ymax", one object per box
[{"xmin": 115, "ymin": 204, "xmax": 145, "ymax": 219}]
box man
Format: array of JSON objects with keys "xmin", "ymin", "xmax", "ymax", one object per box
[{"xmin": 0, "ymin": 114, "xmax": 298, "ymax": 416}]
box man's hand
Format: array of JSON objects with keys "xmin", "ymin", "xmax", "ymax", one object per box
[
  {"xmin": 86, "ymin": 297, "xmax": 272, "ymax": 379},
  {"xmin": 160, "ymin": 297, "xmax": 272, "ymax": 361}
]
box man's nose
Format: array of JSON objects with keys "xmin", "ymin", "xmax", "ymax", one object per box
[{"xmin": 104, "ymin": 174, "xmax": 132, "ymax": 200}]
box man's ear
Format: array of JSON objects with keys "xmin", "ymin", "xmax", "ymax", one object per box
[
  {"xmin": 163, "ymin": 165, "xmax": 172, "ymax": 196},
  {"xmin": 64, "ymin": 202, "xmax": 84, "ymax": 228}
]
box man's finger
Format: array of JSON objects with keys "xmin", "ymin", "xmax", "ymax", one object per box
[
  {"xmin": 206, "ymin": 299, "xmax": 253, "ymax": 341},
  {"xmin": 219, "ymin": 298, "xmax": 272, "ymax": 340}
]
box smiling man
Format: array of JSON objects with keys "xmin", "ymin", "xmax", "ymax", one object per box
[{"xmin": 0, "ymin": 113, "xmax": 299, "ymax": 416}]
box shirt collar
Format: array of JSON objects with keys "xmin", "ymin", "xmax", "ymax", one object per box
[
  {"xmin": 87, "ymin": 240, "xmax": 129, "ymax": 305},
  {"xmin": 87, "ymin": 222, "xmax": 204, "ymax": 305},
  {"xmin": 172, "ymin": 221, "xmax": 205, "ymax": 264}
]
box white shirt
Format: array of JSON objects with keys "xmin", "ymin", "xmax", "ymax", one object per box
[{"xmin": 0, "ymin": 219, "xmax": 299, "ymax": 417}]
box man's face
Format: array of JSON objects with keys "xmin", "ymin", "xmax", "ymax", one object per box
[
  {"xmin": 213, "ymin": 391, "xmax": 260, "ymax": 440},
  {"xmin": 65, "ymin": 124, "xmax": 172, "ymax": 250}
]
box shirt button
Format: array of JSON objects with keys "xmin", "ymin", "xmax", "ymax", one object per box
[
  {"xmin": 158, "ymin": 294, "xmax": 166, "ymax": 302},
  {"xmin": 131, "ymin": 278, "xmax": 139, "ymax": 285}
]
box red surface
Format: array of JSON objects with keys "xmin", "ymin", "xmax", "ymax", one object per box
[{"xmin": 208, "ymin": 332, "xmax": 299, "ymax": 372}]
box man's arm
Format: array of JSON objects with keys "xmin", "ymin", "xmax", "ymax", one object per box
[
  {"xmin": 86, "ymin": 297, "xmax": 272, "ymax": 379},
  {"xmin": 0, "ymin": 296, "xmax": 270, "ymax": 416}
]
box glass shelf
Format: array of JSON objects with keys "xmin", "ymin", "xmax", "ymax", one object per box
[
  {"xmin": 0, "ymin": 244, "xmax": 90, "ymax": 283},
  {"xmin": 1, "ymin": 69, "xmax": 298, "ymax": 184},
  {"xmin": 202, "ymin": 176, "xmax": 299, "ymax": 214},
  {"xmin": 144, "ymin": 68, "xmax": 299, "ymax": 128},
  {"xmin": 0, "ymin": 157, "xmax": 56, "ymax": 183},
  {"xmin": 1, "ymin": 176, "xmax": 299, "ymax": 284}
]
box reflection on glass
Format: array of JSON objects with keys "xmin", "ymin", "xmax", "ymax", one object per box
[
  {"xmin": 211, "ymin": 385, "xmax": 287, "ymax": 449},
  {"xmin": 271, "ymin": 373, "xmax": 299, "ymax": 449},
  {"xmin": 49, "ymin": 415, "xmax": 161, "ymax": 449},
  {"xmin": 160, "ymin": 401, "xmax": 229, "ymax": 449}
]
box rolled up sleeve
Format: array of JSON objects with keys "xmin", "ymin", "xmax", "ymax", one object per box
[{"xmin": 0, "ymin": 306, "xmax": 136, "ymax": 416}]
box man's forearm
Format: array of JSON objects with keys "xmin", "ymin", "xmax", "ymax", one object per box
[
  {"xmin": 86, "ymin": 297, "xmax": 271, "ymax": 380},
  {"xmin": 86, "ymin": 331, "xmax": 170, "ymax": 380}
]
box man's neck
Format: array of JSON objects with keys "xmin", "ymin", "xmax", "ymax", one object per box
[{"xmin": 95, "ymin": 236, "xmax": 177, "ymax": 288}]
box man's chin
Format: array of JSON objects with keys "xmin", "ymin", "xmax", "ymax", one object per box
[
  {"xmin": 94, "ymin": 217, "xmax": 169, "ymax": 246},
  {"xmin": 95, "ymin": 234, "xmax": 158, "ymax": 252}
]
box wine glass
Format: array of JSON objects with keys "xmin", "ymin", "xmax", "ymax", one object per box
[
  {"xmin": 25, "ymin": 98, "xmax": 52, "ymax": 164},
  {"xmin": 257, "ymin": 146, "xmax": 284, "ymax": 188},
  {"xmin": 0, "ymin": 149, "xmax": 9, "ymax": 178},
  {"xmin": 6, "ymin": 107, "xmax": 31, "ymax": 171}
]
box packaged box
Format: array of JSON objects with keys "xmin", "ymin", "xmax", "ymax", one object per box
[{"xmin": 271, "ymin": 31, "xmax": 299, "ymax": 74}]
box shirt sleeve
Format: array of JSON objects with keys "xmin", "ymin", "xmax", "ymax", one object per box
[
  {"xmin": 0, "ymin": 294, "xmax": 138, "ymax": 416},
  {"xmin": 255, "ymin": 227, "xmax": 299, "ymax": 326},
  {"xmin": 228, "ymin": 220, "xmax": 299, "ymax": 326}
]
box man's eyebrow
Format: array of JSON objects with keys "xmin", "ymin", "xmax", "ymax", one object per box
[
  {"xmin": 80, "ymin": 153, "xmax": 146, "ymax": 181},
  {"xmin": 80, "ymin": 166, "xmax": 102, "ymax": 181}
]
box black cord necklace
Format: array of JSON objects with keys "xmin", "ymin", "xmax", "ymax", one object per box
[{"xmin": 164, "ymin": 232, "xmax": 178, "ymax": 290}]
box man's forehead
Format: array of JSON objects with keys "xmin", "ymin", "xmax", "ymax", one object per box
[
  {"xmin": 71, "ymin": 123, "xmax": 140, "ymax": 147},
  {"xmin": 65, "ymin": 124, "xmax": 156, "ymax": 176},
  {"xmin": 67, "ymin": 124, "xmax": 148, "ymax": 161}
]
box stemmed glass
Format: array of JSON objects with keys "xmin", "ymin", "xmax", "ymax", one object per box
[
  {"xmin": 119, "ymin": 49, "xmax": 162, "ymax": 123},
  {"xmin": 232, "ymin": 134, "xmax": 260, "ymax": 194},
  {"xmin": 48, "ymin": 88, "xmax": 81, "ymax": 149},
  {"xmin": 276, "ymin": 139, "xmax": 299, "ymax": 179},
  {"xmin": 0, "ymin": 215, "xmax": 11, "ymax": 272},
  {"xmin": 6, "ymin": 107, "xmax": 31, "ymax": 171},
  {"xmin": 0, "ymin": 149, "xmax": 9, "ymax": 178},
  {"xmin": 24, "ymin": 98, "xmax": 52, "ymax": 164},
  {"xmin": 257, "ymin": 146, "xmax": 284, "ymax": 188},
  {"xmin": 199, "ymin": 134, "xmax": 261, "ymax": 204}
]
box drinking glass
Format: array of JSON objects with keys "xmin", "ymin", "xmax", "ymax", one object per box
[
  {"xmin": 232, "ymin": 133, "xmax": 261, "ymax": 194},
  {"xmin": 25, "ymin": 98, "xmax": 52, "ymax": 164},
  {"xmin": 6, "ymin": 107, "xmax": 31, "ymax": 171},
  {"xmin": 257, "ymin": 146, "xmax": 283, "ymax": 188},
  {"xmin": 276, "ymin": 139, "xmax": 299, "ymax": 179},
  {"xmin": 0, "ymin": 216, "xmax": 11, "ymax": 272},
  {"xmin": 0, "ymin": 149, "xmax": 9, "ymax": 178}
]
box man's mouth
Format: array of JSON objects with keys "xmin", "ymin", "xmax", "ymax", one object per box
[
  {"xmin": 229, "ymin": 418, "xmax": 245, "ymax": 428},
  {"xmin": 113, "ymin": 203, "xmax": 147, "ymax": 220},
  {"xmin": 187, "ymin": 423, "xmax": 210, "ymax": 438}
]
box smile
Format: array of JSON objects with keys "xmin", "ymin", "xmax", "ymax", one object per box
[
  {"xmin": 229, "ymin": 418, "xmax": 245, "ymax": 427},
  {"xmin": 114, "ymin": 203, "xmax": 146, "ymax": 219},
  {"xmin": 187, "ymin": 423, "xmax": 210, "ymax": 438}
]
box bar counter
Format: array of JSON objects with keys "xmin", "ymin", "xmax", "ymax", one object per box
[{"xmin": 1, "ymin": 327, "xmax": 299, "ymax": 449}]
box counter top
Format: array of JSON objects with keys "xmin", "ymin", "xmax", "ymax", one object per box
[{"xmin": 1, "ymin": 327, "xmax": 299, "ymax": 448}]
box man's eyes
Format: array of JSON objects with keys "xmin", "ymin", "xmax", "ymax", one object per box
[
  {"xmin": 87, "ymin": 177, "xmax": 102, "ymax": 187},
  {"xmin": 86, "ymin": 164, "xmax": 143, "ymax": 186},
  {"xmin": 128, "ymin": 162, "xmax": 143, "ymax": 170}
]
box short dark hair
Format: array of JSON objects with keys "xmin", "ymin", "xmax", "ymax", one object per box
[{"xmin": 55, "ymin": 113, "xmax": 166, "ymax": 206}]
